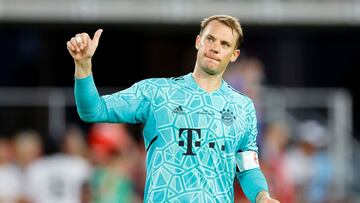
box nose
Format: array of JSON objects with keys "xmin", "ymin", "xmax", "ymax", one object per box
[{"xmin": 210, "ymin": 41, "xmax": 220, "ymax": 54}]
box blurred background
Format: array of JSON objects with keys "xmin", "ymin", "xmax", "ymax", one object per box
[{"xmin": 0, "ymin": 0, "xmax": 359, "ymax": 202}]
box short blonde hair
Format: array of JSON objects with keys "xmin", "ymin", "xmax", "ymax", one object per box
[{"xmin": 200, "ymin": 15, "xmax": 243, "ymax": 49}]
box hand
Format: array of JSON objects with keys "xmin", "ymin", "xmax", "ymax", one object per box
[
  {"xmin": 66, "ymin": 29, "xmax": 103, "ymax": 78},
  {"xmin": 66, "ymin": 29, "xmax": 103, "ymax": 63},
  {"xmin": 256, "ymin": 191, "xmax": 280, "ymax": 203}
]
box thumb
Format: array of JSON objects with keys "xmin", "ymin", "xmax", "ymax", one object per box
[{"xmin": 92, "ymin": 29, "xmax": 103, "ymax": 45}]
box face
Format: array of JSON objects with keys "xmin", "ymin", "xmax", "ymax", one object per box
[{"xmin": 195, "ymin": 20, "xmax": 240, "ymax": 76}]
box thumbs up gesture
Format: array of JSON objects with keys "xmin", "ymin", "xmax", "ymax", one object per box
[
  {"xmin": 66, "ymin": 29, "xmax": 103, "ymax": 78},
  {"xmin": 67, "ymin": 29, "xmax": 103, "ymax": 62}
]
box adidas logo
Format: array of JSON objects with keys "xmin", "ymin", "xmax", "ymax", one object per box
[{"xmin": 173, "ymin": 106, "xmax": 185, "ymax": 114}]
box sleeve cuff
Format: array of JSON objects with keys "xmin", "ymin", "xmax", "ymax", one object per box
[{"xmin": 74, "ymin": 74, "xmax": 93, "ymax": 82}]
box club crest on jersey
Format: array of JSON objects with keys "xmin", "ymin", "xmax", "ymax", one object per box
[{"xmin": 220, "ymin": 109, "xmax": 235, "ymax": 126}]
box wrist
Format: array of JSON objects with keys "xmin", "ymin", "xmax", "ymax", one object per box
[
  {"xmin": 256, "ymin": 191, "xmax": 270, "ymax": 203},
  {"xmin": 74, "ymin": 59, "xmax": 92, "ymax": 78}
]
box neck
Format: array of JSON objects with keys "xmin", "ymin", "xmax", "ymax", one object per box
[{"xmin": 192, "ymin": 68, "xmax": 223, "ymax": 93}]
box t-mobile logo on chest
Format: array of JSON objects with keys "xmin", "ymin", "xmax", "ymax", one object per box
[{"xmin": 178, "ymin": 128, "xmax": 225, "ymax": 156}]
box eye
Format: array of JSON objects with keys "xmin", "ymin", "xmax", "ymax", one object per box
[
  {"xmin": 222, "ymin": 42, "xmax": 230, "ymax": 48},
  {"xmin": 206, "ymin": 36, "xmax": 214, "ymax": 42}
]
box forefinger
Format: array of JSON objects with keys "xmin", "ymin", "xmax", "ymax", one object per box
[
  {"xmin": 79, "ymin": 33, "xmax": 90, "ymax": 50},
  {"xmin": 70, "ymin": 37, "xmax": 80, "ymax": 52}
]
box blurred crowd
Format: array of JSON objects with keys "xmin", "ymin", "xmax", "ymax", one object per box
[
  {"xmin": 0, "ymin": 56, "xmax": 344, "ymax": 203},
  {"xmin": 0, "ymin": 123, "xmax": 146, "ymax": 203}
]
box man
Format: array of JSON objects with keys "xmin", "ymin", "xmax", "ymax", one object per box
[
  {"xmin": 67, "ymin": 15, "xmax": 279, "ymax": 203},
  {"xmin": 23, "ymin": 126, "xmax": 91, "ymax": 203}
]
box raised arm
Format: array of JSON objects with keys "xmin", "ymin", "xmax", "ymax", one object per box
[
  {"xmin": 66, "ymin": 29, "xmax": 103, "ymax": 78},
  {"xmin": 66, "ymin": 29, "xmax": 150, "ymax": 124}
]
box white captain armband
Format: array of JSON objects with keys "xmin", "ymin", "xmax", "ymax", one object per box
[{"xmin": 236, "ymin": 151, "xmax": 260, "ymax": 172}]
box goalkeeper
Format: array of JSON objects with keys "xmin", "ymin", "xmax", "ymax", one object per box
[{"xmin": 67, "ymin": 14, "xmax": 279, "ymax": 203}]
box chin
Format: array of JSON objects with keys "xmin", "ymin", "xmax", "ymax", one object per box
[
  {"xmin": 197, "ymin": 60, "xmax": 224, "ymax": 76},
  {"xmin": 203, "ymin": 66, "xmax": 220, "ymax": 75}
]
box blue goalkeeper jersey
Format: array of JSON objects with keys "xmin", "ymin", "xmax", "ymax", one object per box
[{"xmin": 75, "ymin": 73, "xmax": 262, "ymax": 203}]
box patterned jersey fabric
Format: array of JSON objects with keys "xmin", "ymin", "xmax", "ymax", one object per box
[{"xmin": 76, "ymin": 73, "xmax": 259, "ymax": 203}]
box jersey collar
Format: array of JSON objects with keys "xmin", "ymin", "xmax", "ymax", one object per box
[{"xmin": 183, "ymin": 72, "xmax": 229, "ymax": 95}]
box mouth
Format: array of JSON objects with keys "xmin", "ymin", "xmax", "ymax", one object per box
[{"xmin": 205, "ymin": 54, "xmax": 220, "ymax": 62}]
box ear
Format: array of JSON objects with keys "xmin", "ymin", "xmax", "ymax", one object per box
[
  {"xmin": 230, "ymin": 49, "xmax": 240, "ymax": 62},
  {"xmin": 195, "ymin": 35, "xmax": 201, "ymax": 50}
]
